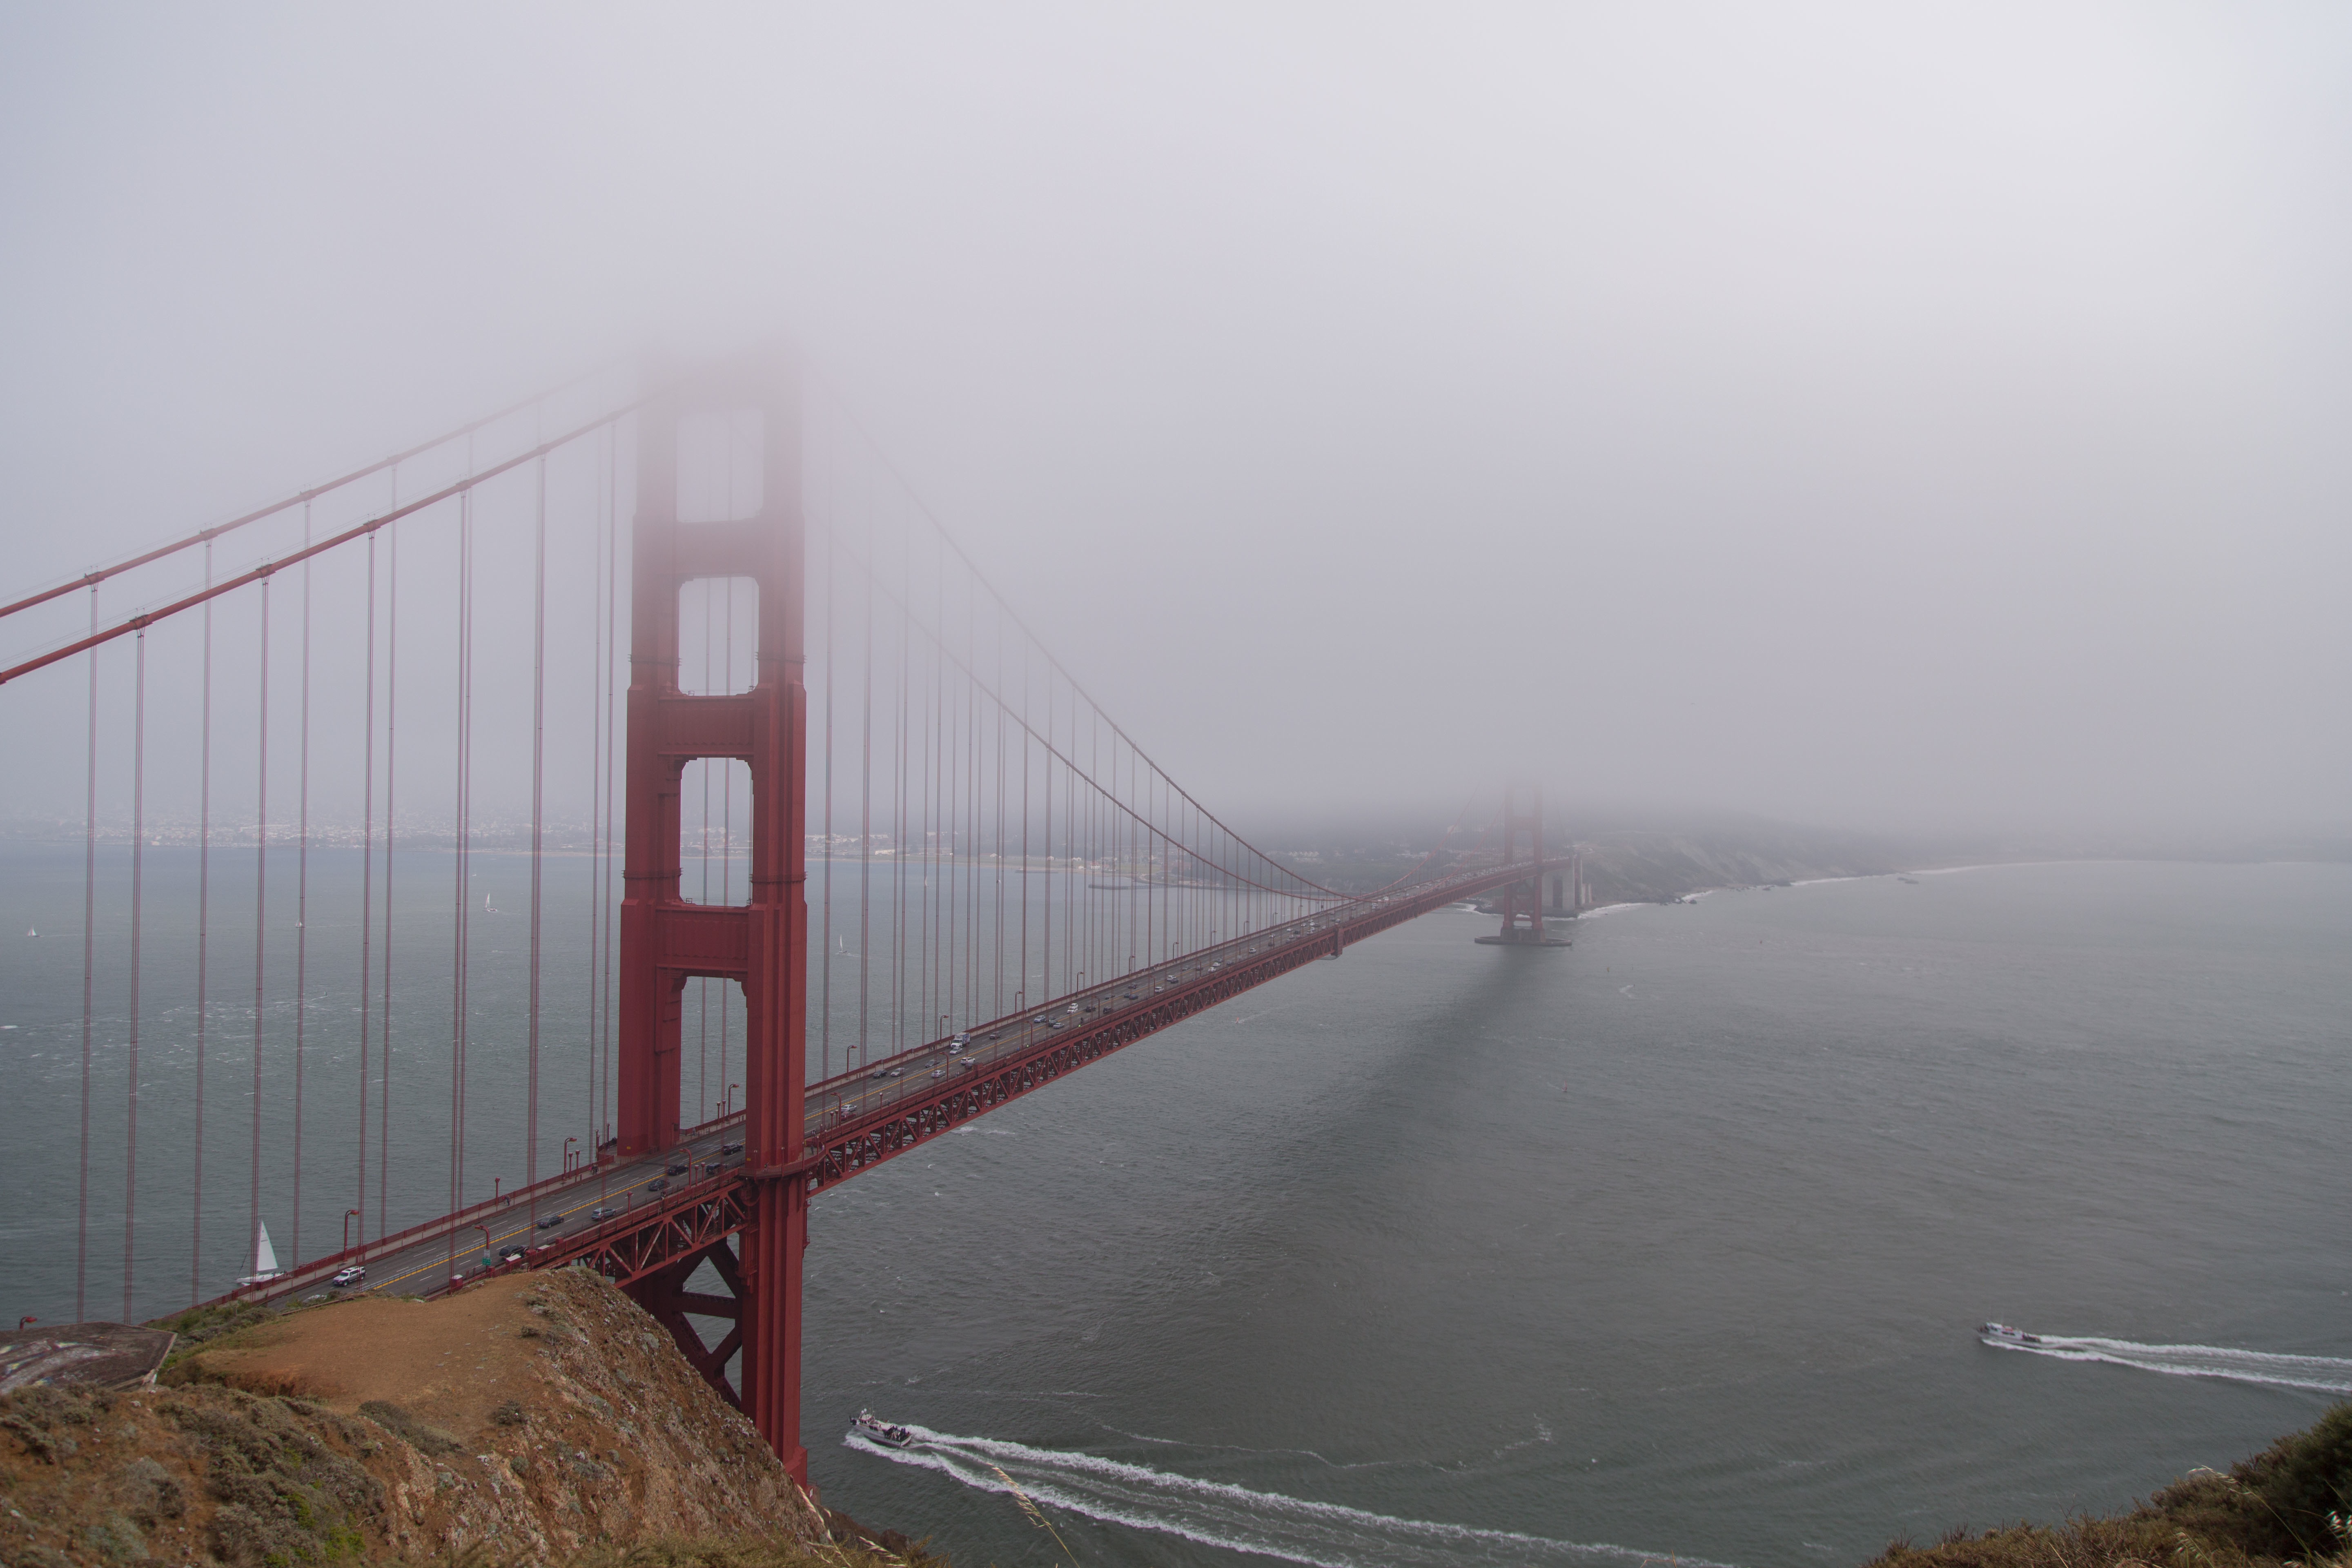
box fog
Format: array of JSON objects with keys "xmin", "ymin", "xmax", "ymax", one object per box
[{"xmin": 2, "ymin": 4, "xmax": 2346, "ymax": 841}]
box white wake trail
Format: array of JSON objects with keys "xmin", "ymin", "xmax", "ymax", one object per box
[
  {"xmin": 1982, "ymin": 1331, "xmax": 2352, "ymax": 1394},
  {"xmin": 845, "ymin": 1425, "xmax": 1733, "ymax": 1568}
]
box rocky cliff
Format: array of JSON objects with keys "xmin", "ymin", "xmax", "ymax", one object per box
[{"xmin": 0, "ymin": 1269, "xmax": 928, "ymax": 1567}]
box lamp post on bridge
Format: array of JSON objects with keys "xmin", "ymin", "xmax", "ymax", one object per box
[{"xmin": 342, "ymin": 1209, "xmax": 359, "ymax": 1254}]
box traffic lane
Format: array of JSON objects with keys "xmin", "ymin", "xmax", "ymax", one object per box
[
  {"xmin": 323, "ymin": 1128, "xmax": 744, "ymax": 1299},
  {"xmin": 801, "ymin": 938, "xmax": 1331, "ymax": 1128}
]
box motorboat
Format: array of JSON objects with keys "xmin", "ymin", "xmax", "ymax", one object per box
[
  {"xmin": 1981, "ymin": 1322, "xmax": 2041, "ymax": 1345},
  {"xmin": 852, "ymin": 1409, "xmax": 914, "ymax": 1448}
]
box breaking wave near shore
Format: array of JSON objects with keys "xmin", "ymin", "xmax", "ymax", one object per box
[
  {"xmin": 844, "ymin": 1424, "xmax": 1734, "ymax": 1568},
  {"xmin": 1982, "ymin": 1330, "xmax": 2352, "ymax": 1394}
]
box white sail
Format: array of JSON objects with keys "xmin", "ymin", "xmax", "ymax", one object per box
[{"xmin": 252, "ymin": 1221, "xmax": 280, "ymax": 1277}]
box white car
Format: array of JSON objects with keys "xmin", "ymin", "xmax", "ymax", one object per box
[{"xmin": 331, "ymin": 1265, "xmax": 365, "ymax": 1287}]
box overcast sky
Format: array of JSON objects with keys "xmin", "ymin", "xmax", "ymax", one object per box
[{"xmin": 2, "ymin": 3, "xmax": 2345, "ymax": 839}]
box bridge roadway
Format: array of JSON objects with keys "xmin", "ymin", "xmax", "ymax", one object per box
[{"xmin": 231, "ymin": 858, "xmax": 1571, "ymax": 1312}]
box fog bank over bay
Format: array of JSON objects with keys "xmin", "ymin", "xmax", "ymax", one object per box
[{"xmin": 2, "ymin": 5, "xmax": 2345, "ymax": 842}]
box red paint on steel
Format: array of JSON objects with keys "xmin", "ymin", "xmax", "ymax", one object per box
[
  {"xmin": 1496, "ymin": 782, "xmax": 1548, "ymax": 943},
  {"xmin": 615, "ymin": 357, "xmax": 810, "ymax": 1482},
  {"xmin": 0, "ymin": 408, "xmax": 636, "ymax": 690}
]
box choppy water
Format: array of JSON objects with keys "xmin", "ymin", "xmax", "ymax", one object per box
[
  {"xmin": 4, "ymin": 855, "xmax": 2348, "ymax": 1566},
  {"xmin": 801, "ymin": 860, "xmax": 2352, "ymax": 1567}
]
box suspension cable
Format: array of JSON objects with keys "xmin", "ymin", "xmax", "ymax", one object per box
[
  {"xmin": 0, "ymin": 368, "xmax": 619, "ymax": 625},
  {"xmin": 1, "ymin": 407, "xmax": 636, "ymax": 690}
]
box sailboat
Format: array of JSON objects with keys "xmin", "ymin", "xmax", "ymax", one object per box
[{"xmin": 237, "ymin": 1221, "xmax": 285, "ymax": 1287}]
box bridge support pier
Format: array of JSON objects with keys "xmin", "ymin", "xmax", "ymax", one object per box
[
  {"xmin": 615, "ymin": 354, "xmax": 811, "ymax": 1481},
  {"xmin": 628, "ymin": 1239, "xmax": 746, "ymax": 1408}
]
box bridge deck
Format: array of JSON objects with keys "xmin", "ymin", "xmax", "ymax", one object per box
[{"xmin": 229, "ymin": 859, "xmax": 1569, "ymax": 1312}]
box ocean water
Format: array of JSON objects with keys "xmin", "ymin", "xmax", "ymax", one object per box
[
  {"xmin": 4, "ymin": 855, "xmax": 2348, "ymax": 1566},
  {"xmin": 802, "ymin": 860, "xmax": 2352, "ymax": 1567}
]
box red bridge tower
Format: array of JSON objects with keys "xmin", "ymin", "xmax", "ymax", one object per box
[
  {"xmin": 615, "ymin": 356, "xmax": 810, "ymax": 1479},
  {"xmin": 1477, "ymin": 782, "xmax": 1571, "ymax": 947}
]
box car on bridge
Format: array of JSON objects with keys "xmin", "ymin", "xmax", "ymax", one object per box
[
  {"xmin": 588, "ymin": 1206, "xmax": 617, "ymax": 1221},
  {"xmin": 331, "ymin": 1265, "xmax": 365, "ymax": 1287},
  {"xmin": 720, "ymin": 1142, "xmax": 743, "ymax": 1155},
  {"xmin": 646, "ymin": 1177, "xmax": 668, "ymax": 1193},
  {"xmin": 666, "ymin": 1163, "xmax": 689, "ymax": 1175}
]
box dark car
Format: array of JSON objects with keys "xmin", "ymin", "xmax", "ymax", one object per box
[
  {"xmin": 588, "ymin": 1206, "xmax": 617, "ymax": 1221},
  {"xmin": 500, "ymin": 1247, "xmax": 527, "ymax": 1264},
  {"xmin": 535, "ymin": 1213, "xmax": 564, "ymax": 1229},
  {"xmin": 646, "ymin": 1177, "xmax": 669, "ymax": 1193},
  {"xmin": 720, "ymin": 1142, "xmax": 743, "ymax": 1156},
  {"xmin": 666, "ymin": 1163, "xmax": 689, "ymax": 1176}
]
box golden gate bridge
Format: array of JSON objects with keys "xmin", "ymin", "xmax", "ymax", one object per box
[{"xmin": 0, "ymin": 352, "xmax": 1580, "ymax": 1480}]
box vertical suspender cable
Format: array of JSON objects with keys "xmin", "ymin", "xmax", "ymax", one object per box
[
  {"xmin": 1019, "ymin": 636, "xmax": 1029, "ymax": 1014},
  {"xmin": 611, "ymin": 423, "xmax": 630, "ymax": 1147},
  {"xmin": 993, "ymin": 604, "xmax": 1004, "ymax": 1019},
  {"xmin": 858, "ymin": 502, "xmax": 872, "ymax": 1071},
  {"xmin": 1041, "ymin": 663, "xmax": 1051, "ymax": 1003},
  {"xmin": 292, "ymin": 508, "xmax": 312, "ymax": 1263},
  {"xmin": 895, "ymin": 529, "xmax": 908, "ymax": 1056},
  {"xmin": 76, "ymin": 586, "xmax": 98, "ymax": 1321},
  {"xmin": 720, "ymin": 571, "xmax": 733, "ymax": 1110},
  {"xmin": 527, "ymin": 456, "xmax": 546, "ymax": 1209},
  {"xmin": 192, "ymin": 544, "xmax": 214, "ymax": 1303},
  {"xmin": 356, "ymin": 533, "xmax": 375, "ymax": 1243},
  {"xmin": 379, "ymin": 517, "xmax": 399, "ymax": 1238},
  {"xmin": 698, "ymin": 579, "xmax": 712, "ymax": 1116},
  {"xmin": 248, "ymin": 575, "xmax": 270, "ymax": 1278},
  {"xmin": 125, "ymin": 628, "xmax": 145, "ymax": 1319},
  {"xmin": 448, "ymin": 488, "xmax": 473, "ymax": 1271},
  {"xmin": 586, "ymin": 436, "xmax": 604, "ymax": 1155},
  {"xmin": 820, "ymin": 486, "xmax": 834, "ymax": 1094}
]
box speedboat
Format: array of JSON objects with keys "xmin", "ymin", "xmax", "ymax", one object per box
[
  {"xmin": 1981, "ymin": 1322, "xmax": 2041, "ymax": 1345},
  {"xmin": 852, "ymin": 1409, "xmax": 913, "ymax": 1448}
]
